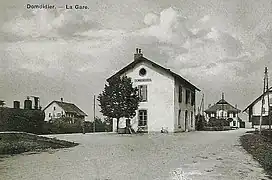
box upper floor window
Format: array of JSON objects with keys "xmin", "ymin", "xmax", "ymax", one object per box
[
  {"xmin": 186, "ymin": 90, "xmax": 190, "ymax": 104},
  {"xmin": 262, "ymin": 107, "xmax": 266, "ymax": 114},
  {"xmin": 53, "ymin": 106, "xmax": 56, "ymax": 110},
  {"xmin": 228, "ymin": 113, "xmax": 233, "ymax": 118},
  {"xmin": 191, "ymin": 91, "xmax": 195, "ymax": 106},
  {"xmin": 138, "ymin": 85, "xmax": 147, "ymax": 102},
  {"xmin": 49, "ymin": 113, "xmax": 51, "ymax": 117},
  {"xmin": 178, "ymin": 86, "xmax": 182, "ymax": 103},
  {"xmin": 269, "ymin": 98, "xmax": 272, "ymax": 105},
  {"xmin": 233, "ymin": 113, "xmax": 236, "ymax": 117},
  {"xmin": 139, "ymin": 68, "xmax": 147, "ymax": 76}
]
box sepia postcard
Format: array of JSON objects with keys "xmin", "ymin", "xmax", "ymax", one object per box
[{"xmin": 0, "ymin": 0, "xmax": 272, "ymax": 179}]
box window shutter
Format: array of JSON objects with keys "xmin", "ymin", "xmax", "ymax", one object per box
[
  {"xmin": 138, "ymin": 85, "xmax": 147, "ymax": 102},
  {"xmin": 143, "ymin": 85, "xmax": 147, "ymax": 101},
  {"xmin": 191, "ymin": 91, "xmax": 195, "ymax": 106},
  {"xmin": 179, "ymin": 86, "xmax": 182, "ymax": 103}
]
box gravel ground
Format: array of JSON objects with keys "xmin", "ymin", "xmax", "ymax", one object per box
[{"xmin": 0, "ymin": 129, "xmax": 270, "ymax": 180}]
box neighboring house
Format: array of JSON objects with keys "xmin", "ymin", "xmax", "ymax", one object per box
[
  {"xmin": 108, "ymin": 48, "xmax": 200, "ymax": 133},
  {"xmin": 43, "ymin": 98, "xmax": 87, "ymax": 123},
  {"xmin": 243, "ymin": 89, "xmax": 272, "ymax": 128},
  {"xmin": 204, "ymin": 93, "xmax": 242, "ymax": 128}
]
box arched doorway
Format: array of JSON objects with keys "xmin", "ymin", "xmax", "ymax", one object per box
[
  {"xmin": 185, "ymin": 110, "xmax": 188, "ymax": 131},
  {"xmin": 178, "ymin": 109, "xmax": 181, "ymax": 127}
]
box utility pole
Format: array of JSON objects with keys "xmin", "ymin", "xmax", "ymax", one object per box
[
  {"xmin": 202, "ymin": 94, "xmax": 204, "ymax": 116},
  {"xmin": 266, "ymin": 68, "xmax": 271, "ymax": 134},
  {"xmin": 236, "ymin": 104, "xmax": 239, "ymax": 128},
  {"xmin": 221, "ymin": 93, "xmax": 224, "ymax": 119},
  {"xmin": 259, "ymin": 67, "xmax": 267, "ymax": 134},
  {"xmin": 93, "ymin": 95, "xmax": 96, "ymax": 133},
  {"xmin": 197, "ymin": 93, "xmax": 204, "ymax": 130}
]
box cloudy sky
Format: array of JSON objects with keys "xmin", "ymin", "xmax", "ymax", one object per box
[{"xmin": 1, "ymin": 0, "xmax": 272, "ymax": 120}]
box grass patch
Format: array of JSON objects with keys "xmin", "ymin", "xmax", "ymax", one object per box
[
  {"xmin": 0, "ymin": 132, "xmax": 79, "ymax": 155},
  {"xmin": 240, "ymin": 131, "xmax": 272, "ymax": 178}
]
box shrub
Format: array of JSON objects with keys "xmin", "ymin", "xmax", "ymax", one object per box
[
  {"xmin": 207, "ymin": 118, "xmax": 229, "ymax": 127},
  {"xmin": 0, "ymin": 107, "xmax": 45, "ymax": 134},
  {"xmin": 41, "ymin": 117, "xmax": 109, "ymax": 134},
  {"xmin": 42, "ymin": 118, "xmax": 84, "ymax": 134},
  {"xmin": 195, "ymin": 114, "xmax": 207, "ymax": 130}
]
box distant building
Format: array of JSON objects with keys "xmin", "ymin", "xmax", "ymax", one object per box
[
  {"xmin": 43, "ymin": 98, "xmax": 87, "ymax": 123},
  {"xmin": 108, "ymin": 48, "xmax": 200, "ymax": 133},
  {"xmin": 204, "ymin": 93, "xmax": 242, "ymax": 128},
  {"xmin": 243, "ymin": 89, "xmax": 272, "ymax": 128}
]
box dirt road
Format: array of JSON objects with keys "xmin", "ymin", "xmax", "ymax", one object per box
[{"xmin": 0, "ymin": 129, "xmax": 269, "ymax": 180}]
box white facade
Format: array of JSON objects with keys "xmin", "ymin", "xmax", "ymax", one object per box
[
  {"xmin": 112, "ymin": 60, "xmax": 197, "ymax": 133},
  {"xmin": 206, "ymin": 110, "xmax": 240, "ymax": 128},
  {"xmin": 251, "ymin": 93, "xmax": 272, "ymax": 116},
  {"xmin": 44, "ymin": 102, "xmax": 66, "ymax": 122},
  {"xmin": 245, "ymin": 91, "xmax": 272, "ymax": 128},
  {"xmin": 43, "ymin": 101, "xmax": 85, "ymax": 122}
]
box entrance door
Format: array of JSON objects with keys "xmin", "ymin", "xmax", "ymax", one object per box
[
  {"xmin": 138, "ymin": 110, "xmax": 147, "ymax": 132},
  {"xmin": 178, "ymin": 109, "xmax": 181, "ymax": 127},
  {"xmin": 240, "ymin": 122, "xmax": 245, "ymax": 128},
  {"xmin": 185, "ymin": 110, "xmax": 188, "ymax": 131}
]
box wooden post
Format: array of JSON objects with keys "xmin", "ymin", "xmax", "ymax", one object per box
[
  {"xmin": 202, "ymin": 94, "xmax": 204, "ymax": 116},
  {"xmin": 82, "ymin": 119, "xmax": 85, "ymax": 134},
  {"xmin": 259, "ymin": 67, "xmax": 267, "ymax": 134},
  {"xmin": 266, "ymin": 68, "xmax": 271, "ymax": 134},
  {"xmin": 236, "ymin": 104, "xmax": 239, "ymax": 128},
  {"xmin": 93, "ymin": 95, "xmax": 96, "ymax": 133}
]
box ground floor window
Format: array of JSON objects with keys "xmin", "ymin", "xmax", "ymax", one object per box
[
  {"xmin": 185, "ymin": 110, "xmax": 188, "ymax": 130},
  {"xmin": 178, "ymin": 109, "xmax": 181, "ymax": 126},
  {"xmin": 138, "ymin": 110, "xmax": 147, "ymax": 126},
  {"xmin": 233, "ymin": 121, "xmax": 236, "ymax": 126},
  {"xmin": 191, "ymin": 112, "xmax": 193, "ymax": 127}
]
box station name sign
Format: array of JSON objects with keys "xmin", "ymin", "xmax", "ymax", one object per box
[{"xmin": 135, "ymin": 78, "xmax": 152, "ymax": 82}]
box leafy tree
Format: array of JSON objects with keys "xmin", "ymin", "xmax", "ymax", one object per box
[
  {"xmin": 98, "ymin": 76, "xmax": 140, "ymax": 132},
  {"xmin": 0, "ymin": 100, "xmax": 5, "ymax": 107}
]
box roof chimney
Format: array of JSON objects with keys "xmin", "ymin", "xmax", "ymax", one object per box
[
  {"xmin": 222, "ymin": 92, "xmax": 224, "ymax": 100},
  {"xmin": 134, "ymin": 48, "xmax": 143, "ymax": 60}
]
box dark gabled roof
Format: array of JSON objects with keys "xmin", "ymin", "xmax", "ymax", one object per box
[
  {"xmin": 107, "ymin": 56, "xmax": 200, "ymax": 91},
  {"xmin": 205, "ymin": 99, "xmax": 240, "ymax": 113},
  {"xmin": 217, "ymin": 99, "xmax": 228, "ymax": 104},
  {"xmin": 243, "ymin": 88, "xmax": 272, "ymax": 112},
  {"xmin": 43, "ymin": 101, "xmax": 87, "ymax": 116}
]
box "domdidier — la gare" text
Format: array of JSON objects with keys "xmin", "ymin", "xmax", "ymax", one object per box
[{"xmin": 26, "ymin": 4, "xmax": 89, "ymax": 10}]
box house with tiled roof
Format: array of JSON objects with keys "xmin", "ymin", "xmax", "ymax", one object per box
[
  {"xmin": 108, "ymin": 48, "xmax": 200, "ymax": 133},
  {"xmin": 43, "ymin": 98, "xmax": 87, "ymax": 123},
  {"xmin": 204, "ymin": 93, "xmax": 242, "ymax": 128}
]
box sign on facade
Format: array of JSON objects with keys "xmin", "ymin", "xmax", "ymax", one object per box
[{"xmin": 135, "ymin": 78, "xmax": 152, "ymax": 82}]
